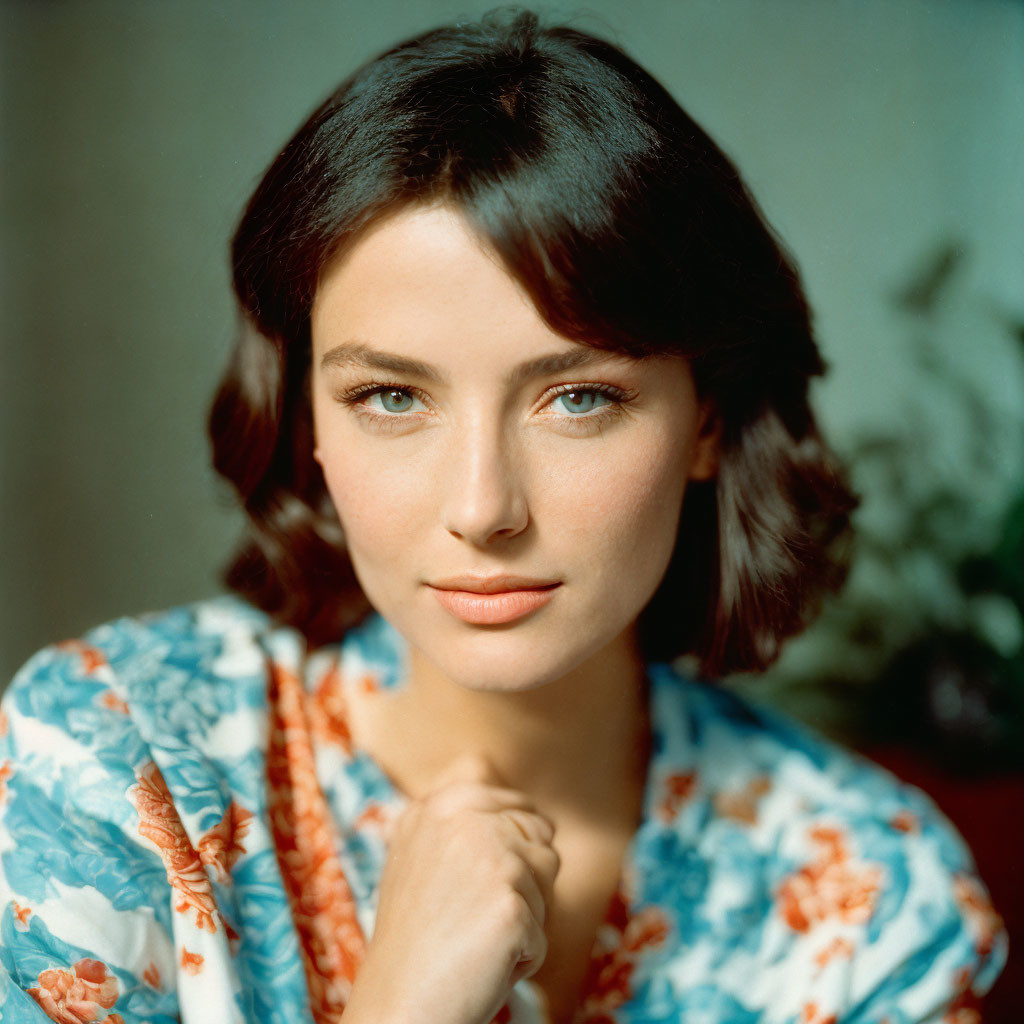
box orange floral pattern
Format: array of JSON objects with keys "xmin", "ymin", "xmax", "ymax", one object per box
[
  {"xmin": 713, "ymin": 776, "xmax": 772, "ymax": 824},
  {"xmin": 55, "ymin": 640, "xmax": 107, "ymax": 675},
  {"xmin": 889, "ymin": 810, "xmax": 919, "ymax": 834},
  {"xmin": 942, "ymin": 967, "xmax": 983, "ymax": 1024},
  {"xmin": 0, "ymin": 599, "xmax": 1006, "ymax": 1024},
  {"xmin": 27, "ymin": 958, "xmax": 118, "ymax": 1024},
  {"xmin": 198, "ymin": 800, "xmax": 254, "ymax": 881},
  {"xmin": 307, "ymin": 664, "xmax": 355, "ymax": 753},
  {"xmin": 944, "ymin": 1011, "xmax": 980, "ymax": 1024},
  {"xmin": 953, "ymin": 874, "xmax": 1004, "ymax": 959},
  {"xmin": 267, "ymin": 663, "xmax": 367, "ymax": 1024},
  {"xmin": 813, "ymin": 936, "xmax": 855, "ymax": 971},
  {"xmin": 777, "ymin": 825, "xmax": 882, "ymax": 933},
  {"xmin": 574, "ymin": 888, "xmax": 672, "ymax": 1022},
  {"xmin": 98, "ymin": 691, "xmax": 130, "ymax": 716},
  {"xmin": 128, "ymin": 761, "xmax": 219, "ymax": 934},
  {"xmin": 657, "ymin": 771, "xmax": 697, "ymax": 823},
  {"xmin": 799, "ymin": 1002, "xmax": 837, "ymax": 1024},
  {"xmin": 353, "ymin": 800, "xmax": 393, "ymax": 837},
  {"xmin": 179, "ymin": 949, "xmax": 204, "ymax": 976},
  {"xmin": 0, "ymin": 758, "xmax": 13, "ymax": 805}
]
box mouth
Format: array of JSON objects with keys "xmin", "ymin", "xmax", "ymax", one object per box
[
  {"xmin": 430, "ymin": 574, "xmax": 560, "ymax": 594},
  {"xmin": 427, "ymin": 577, "xmax": 561, "ymax": 625}
]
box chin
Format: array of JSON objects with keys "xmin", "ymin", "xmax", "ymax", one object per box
[
  {"xmin": 420, "ymin": 616, "xmax": 609, "ymax": 694},
  {"xmin": 437, "ymin": 660, "xmax": 567, "ymax": 695}
]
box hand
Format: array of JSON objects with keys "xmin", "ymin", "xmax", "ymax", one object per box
[{"xmin": 343, "ymin": 753, "xmax": 560, "ymax": 1024}]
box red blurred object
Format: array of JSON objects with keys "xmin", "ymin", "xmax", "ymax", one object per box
[{"xmin": 866, "ymin": 746, "xmax": 1022, "ymax": 1024}]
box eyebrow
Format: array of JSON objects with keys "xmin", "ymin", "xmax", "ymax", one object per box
[{"xmin": 319, "ymin": 341, "xmax": 614, "ymax": 389}]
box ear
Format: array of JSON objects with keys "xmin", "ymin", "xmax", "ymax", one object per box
[
  {"xmin": 313, "ymin": 446, "xmax": 323, "ymax": 467},
  {"xmin": 688, "ymin": 400, "xmax": 721, "ymax": 482}
]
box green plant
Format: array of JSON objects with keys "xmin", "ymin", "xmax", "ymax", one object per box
[{"xmin": 731, "ymin": 245, "xmax": 1024, "ymax": 772}]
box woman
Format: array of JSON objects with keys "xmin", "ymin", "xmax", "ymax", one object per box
[{"xmin": 0, "ymin": 9, "xmax": 1005, "ymax": 1023}]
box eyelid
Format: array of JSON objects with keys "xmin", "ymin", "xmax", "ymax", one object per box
[
  {"xmin": 336, "ymin": 380, "xmax": 433, "ymax": 409},
  {"xmin": 333, "ymin": 379, "xmax": 637, "ymax": 432},
  {"xmin": 540, "ymin": 382, "xmax": 635, "ymax": 413}
]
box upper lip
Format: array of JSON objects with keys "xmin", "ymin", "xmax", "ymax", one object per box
[{"xmin": 429, "ymin": 575, "xmax": 561, "ymax": 594}]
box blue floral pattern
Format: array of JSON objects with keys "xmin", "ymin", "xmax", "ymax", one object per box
[{"xmin": 0, "ymin": 597, "xmax": 1007, "ymax": 1023}]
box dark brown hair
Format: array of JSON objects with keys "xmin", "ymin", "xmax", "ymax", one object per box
[{"xmin": 209, "ymin": 8, "xmax": 856, "ymax": 677}]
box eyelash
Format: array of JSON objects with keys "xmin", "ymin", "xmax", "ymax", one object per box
[{"xmin": 333, "ymin": 380, "xmax": 635, "ymax": 434}]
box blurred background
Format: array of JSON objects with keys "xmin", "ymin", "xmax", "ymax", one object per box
[{"xmin": 2, "ymin": 0, "xmax": 1022, "ymax": 1014}]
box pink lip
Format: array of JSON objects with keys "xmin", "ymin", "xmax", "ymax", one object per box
[
  {"xmin": 428, "ymin": 579, "xmax": 561, "ymax": 625},
  {"xmin": 431, "ymin": 574, "xmax": 560, "ymax": 594}
]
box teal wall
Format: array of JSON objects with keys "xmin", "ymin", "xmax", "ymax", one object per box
[{"xmin": 3, "ymin": 0, "xmax": 1023, "ymax": 694}]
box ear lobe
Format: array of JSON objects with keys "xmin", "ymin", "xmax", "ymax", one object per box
[
  {"xmin": 313, "ymin": 447, "xmax": 323, "ymax": 467},
  {"xmin": 688, "ymin": 404, "xmax": 721, "ymax": 482}
]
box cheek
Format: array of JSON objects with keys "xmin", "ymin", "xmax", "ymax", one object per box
[
  {"xmin": 315, "ymin": 401, "xmax": 695, "ymax": 588},
  {"xmin": 541, "ymin": 429, "xmax": 692, "ymax": 568},
  {"xmin": 317, "ymin": 442, "xmax": 426, "ymax": 563}
]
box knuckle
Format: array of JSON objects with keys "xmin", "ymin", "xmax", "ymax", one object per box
[
  {"xmin": 446, "ymin": 809, "xmax": 495, "ymax": 856},
  {"xmin": 518, "ymin": 928, "xmax": 548, "ymax": 980},
  {"xmin": 536, "ymin": 813, "xmax": 557, "ymax": 840},
  {"xmin": 501, "ymin": 810, "xmax": 533, "ymax": 842},
  {"xmin": 543, "ymin": 844, "xmax": 561, "ymax": 874},
  {"xmin": 498, "ymin": 851, "xmax": 528, "ymax": 887},
  {"xmin": 430, "ymin": 780, "xmax": 484, "ymax": 817},
  {"xmin": 495, "ymin": 889, "xmax": 530, "ymax": 932}
]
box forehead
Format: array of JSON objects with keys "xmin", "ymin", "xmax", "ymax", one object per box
[
  {"xmin": 310, "ymin": 203, "xmax": 580, "ymax": 365},
  {"xmin": 307, "ymin": 201, "xmax": 634, "ymax": 378},
  {"xmin": 307, "ymin": 203, "xmax": 698, "ymax": 399}
]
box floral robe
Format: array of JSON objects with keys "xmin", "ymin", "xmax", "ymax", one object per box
[{"xmin": 0, "ymin": 596, "xmax": 1006, "ymax": 1023}]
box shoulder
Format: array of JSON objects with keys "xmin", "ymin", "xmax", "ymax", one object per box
[
  {"xmin": 0, "ymin": 597, "xmax": 291, "ymax": 1022},
  {"xmin": 4, "ymin": 596, "xmax": 284, "ymax": 744},
  {"xmin": 653, "ymin": 665, "xmax": 969, "ymax": 846},
  {"xmin": 6, "ymin": 595, "xmax": 273, "ymax": 687},
  {"xmin": 633, "ymin": 663, "xmax": 1007, "ymax": 1020},
  {"xmin": 0, "ymin": 595, "xmax": 297, "ymax": 839}
]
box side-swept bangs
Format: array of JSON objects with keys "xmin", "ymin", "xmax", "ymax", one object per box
[{"xmin": 210, "ymin": 8, "xmax": 856, "ymax": 676}]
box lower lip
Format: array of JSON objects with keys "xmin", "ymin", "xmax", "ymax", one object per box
[{"xmin": 430, "ymin": 585, "xmax": 559, "ymax": 625}]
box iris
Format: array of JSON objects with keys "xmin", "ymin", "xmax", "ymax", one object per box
[{"xmin": 556, "ymin": 390, "xmax": 609, "ymax": 415}]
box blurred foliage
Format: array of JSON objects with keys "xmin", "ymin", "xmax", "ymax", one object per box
[{"xmin": 731, "ymin": 244, "xmax": 1024, "ymax": 774}]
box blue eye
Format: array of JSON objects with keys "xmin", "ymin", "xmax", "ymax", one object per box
[
  {"xmin": 340, "ymin": 381, "xmax": 628, "ymax": 429},
  {"xmin": 376, "ymin": 389, "xmax": 415, "ymax": 413},
  {"xmin": 555, "ymin": 390, "xmax": 610, "ymax": 415}
]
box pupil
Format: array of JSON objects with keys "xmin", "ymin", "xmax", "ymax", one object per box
[
  {"xmin": 562, "ymin": 391, "xmax": 595, "ymax": 413},
  {"xmin": 384, "ymin": 390, "xmax": 411, "ymax": 412}
]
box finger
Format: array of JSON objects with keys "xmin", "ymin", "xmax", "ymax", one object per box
[
  {"xmin": 495, "ymin": 825, "xmax": 559, "ymax": 924},
  {"xmin": 513, "ymin": 837, "xmax": 560, "ymax": 917},
  {"xmin": 428, "ymin": 781, "xmax": 541, "ymax": 818},
  {"xmin": 500, "ymin": 808, "xmax": 555, "ymax": 846},
  {"xmin": 509, "ymin": 907, "xmax": 548, "ymax": 986}
]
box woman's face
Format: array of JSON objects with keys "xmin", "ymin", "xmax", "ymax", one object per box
[{"xmin": 311, "ymin": 203, "xmax": 717, "ymax": 693}]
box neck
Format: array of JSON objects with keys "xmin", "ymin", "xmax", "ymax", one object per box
[{"xmin": 388, "ymin": 628, "xmax": 651, "ymax": 822}]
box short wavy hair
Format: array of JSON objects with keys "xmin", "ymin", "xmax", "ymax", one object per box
[{"xmin": 209, "ymin": 8, "xmax": 857, "ymax": 677}]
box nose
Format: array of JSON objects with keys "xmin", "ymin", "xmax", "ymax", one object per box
[{"xmin": 440, "ymin": 421, "xmax": 529, "ymax": 545}]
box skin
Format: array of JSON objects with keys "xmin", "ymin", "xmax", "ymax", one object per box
[
  {"xmin": 341, "ymin": 752, "xmax": 562, "ymax": 1024},
  {"xmin": 310, "ymin": 201, "xmax": 718, "ymax": 783},
  {"xmin": 309, "ymin": 201, "xmax": 719, "ymax": 1022}
]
